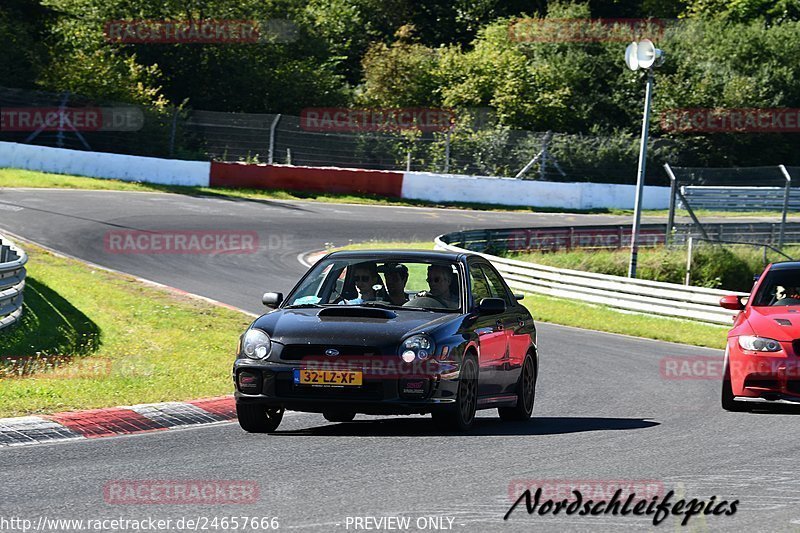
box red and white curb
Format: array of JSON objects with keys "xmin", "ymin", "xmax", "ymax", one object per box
[{"xmin": 0, "ymin": 396, "xmax": 236, "ymax": 447}]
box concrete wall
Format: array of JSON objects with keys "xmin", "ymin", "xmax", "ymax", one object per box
[
  {"xmin": 0, "ymin": 142, "xmax": 210, "ymax": 187},
  {"xmin": 401, "ymin": 171, "xmax": 671, "ymax": 210}
]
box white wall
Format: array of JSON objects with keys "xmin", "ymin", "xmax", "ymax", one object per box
[
  {"xmin": 401, "ymin": 171, "xmax": 670, "ymax": 210},
  {"xmin": 0, "ymin": 142, "xmax": 210, "ymax": 187}
]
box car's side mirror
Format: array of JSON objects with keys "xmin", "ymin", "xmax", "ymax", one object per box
[
  {"xmin": 478, "ymin": 297, "xmax": 506, "ymax": 315},
  {"xmin": 719, "ymin": 295, "xmax": 744, "ymax": 311},
  {"xmin": 262, "ymin": 292, "xmax": 283, "ymax": 308},
  {"xmin": 514, "ymin": 293, "xmax": 524, "ymax": 301}
]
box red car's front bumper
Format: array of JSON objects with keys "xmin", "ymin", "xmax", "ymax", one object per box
[{"xmin": 728, "ymin": 338, "xmax": 800, "ymax": 401}]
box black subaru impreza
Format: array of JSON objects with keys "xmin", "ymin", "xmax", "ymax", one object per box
[{"xmin": 233, "ymin": 250, "xmax": 537, "ymax": 432}]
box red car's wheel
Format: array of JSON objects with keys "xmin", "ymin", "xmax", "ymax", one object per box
[{"xmin": 721, "ymin": 362, "xmax": 748, "ymax": 412}]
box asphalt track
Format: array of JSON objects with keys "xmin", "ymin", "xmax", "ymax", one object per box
[{"xmin": 1, "ymin": 188, "xmax": 799, "ymax": 533}]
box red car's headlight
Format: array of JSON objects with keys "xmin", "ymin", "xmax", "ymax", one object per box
[{"xmin": 738, "ymin": 336, "xmax": 782, "ymax": 352}]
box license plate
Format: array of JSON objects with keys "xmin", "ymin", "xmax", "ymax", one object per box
[{"xmin": 293, "ymin": 369, "xmax": 362, "ymax": 386}]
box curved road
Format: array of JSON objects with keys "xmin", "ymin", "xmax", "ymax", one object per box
[{"xmin": 0, "ymin": 189, "xmax": 798, "ymax": 533}]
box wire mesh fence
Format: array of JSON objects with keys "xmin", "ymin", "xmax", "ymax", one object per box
[
  {"xmin": 6, "ymin": 85, "xmax": 800, "ymax": 191},
  {"xmin": 0, "ymin": 85, "xmax": 665, "ymax": 183}
]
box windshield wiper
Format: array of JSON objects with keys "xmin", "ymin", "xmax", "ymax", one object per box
[
  {"xmin": 283, "ymin": 303, "xmax": 325, "ymax": 309},
  {"xmin": 358, "ymin": 302, "xmax": 404, "ymax": 310}
]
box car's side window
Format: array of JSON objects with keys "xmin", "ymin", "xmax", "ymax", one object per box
[
  {"xmin": 479, "ymin": 264, "xmax": 514, "ymax": 305},
  {"xmin": 469, "ymin": 263, "xmax": 493, "ymax": 305}
]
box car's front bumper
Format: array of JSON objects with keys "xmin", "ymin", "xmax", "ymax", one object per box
[
  {"xmin": 728, "ymin": 339, "xmax": 800, "ymax": 401},
  {"xmin": 232, "ymin": 359, "xmax": 461, "ymax": 415}
]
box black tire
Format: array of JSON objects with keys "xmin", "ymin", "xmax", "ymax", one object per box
[
  {"xmin": 323, "ymin": 411, "xmax": 356, "ymax": 423},
  {"xmin": 432, "ymin": 354, "xmax": 478, "ymax": 432},
  {"xmin": 499, "ymin": 355, "xmax": 536, "ymax": 422},
  {"xmin": 236, "ymin": 403, "xmax": 284, "ymax": 433},
  {"xmin": 721, "ymin": 362, "xmax": 748, "ymax": 412}
]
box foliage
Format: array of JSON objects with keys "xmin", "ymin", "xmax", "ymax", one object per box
[
  {"xmin": 4, "ymin": 0, "xmax": 800, "ymax": 170},
  {"xmin": 506, "ymin": 243, "xmax": 800, "ymax": 291}
]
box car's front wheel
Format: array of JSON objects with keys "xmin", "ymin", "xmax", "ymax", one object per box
[
  {"xmin": 721, "ymin": 362, "xmax": 748, "ymax": 412},
  {"xmin": 236, "ymin": 403, "xmax": 285, "ymax": 433},
  {"xmin": 432, "ymin": 354, "xmax": 478, "ymax": 432},
  {"xmin": 499, "ymin": 355, "xmax": 536, "ymax": 422}
]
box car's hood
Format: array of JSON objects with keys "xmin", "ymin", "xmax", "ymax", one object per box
[
  {"xmin": 745, "ymin": 306, "xmax": 800, "ymax": 341},
  {"xmin": 253, "ymin": 307, "xmax": 459, "ymax": 346}
]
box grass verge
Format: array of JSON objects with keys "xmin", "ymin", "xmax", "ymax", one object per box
[
  {"xmin": 339, "ymin": 240, "xmax": 728, "ymax": 350},
  {"xmin": 0, "ymin": 242, "xmax": 251, "ymax": 417}
]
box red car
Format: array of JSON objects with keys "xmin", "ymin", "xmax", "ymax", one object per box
[{"xmin": 720, "ymin": 261, "xmax": 800, "ymax": 411}]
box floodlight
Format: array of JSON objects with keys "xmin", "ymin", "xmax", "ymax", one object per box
[
  {"xmin": 625, "ymin": 42, "xmax": 639, "ymax": 71},
  {"xmin": 623, "ymin": 39, "xmax": 665, "ymax": 278},
  {"xmin": 624, "ymin": 39, "xmax": 664, "ymax": 71}
]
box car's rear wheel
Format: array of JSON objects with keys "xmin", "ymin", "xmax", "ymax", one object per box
[
  {"xmin": 236, "ymin": 403, "xmax": 284, "ymax": 433},
  {"xmin": 432, "ymin": 354, "xmax": 478, "ymax": 432},
  {"xmin": 721, "ymin": 361, "xmax": 748, "ymax": 412},
  {"xmin": 323, "ymin": 411, "xmax": 356, "ymax": 423},
  {"xmin": 499, "ymin": 355, "xmax": 536, "ymax": 422}
]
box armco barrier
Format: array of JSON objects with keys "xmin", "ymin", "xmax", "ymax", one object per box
[
  {"xmin": 0, "ymin": 234, "xmax": 27, "ymax": 331},
  {"xmin": 435, "ymin": 229, "xmax": 747, "ymax": 325},
  {"xmin": 680, "ymin": 186, "xmax": 800, "ymax": 211}
]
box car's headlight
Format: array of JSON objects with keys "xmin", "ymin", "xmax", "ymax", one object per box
[
  {"xmin": 242, "ymin": 329, "xmax": 272, "ymax": 359},
  {"xmin": 738, "ymin": 336, "xmax": 782, "ymax": 352},
  {"xmin": 400, "ymin": 334, "xmax": 435, "ymax": 362}
]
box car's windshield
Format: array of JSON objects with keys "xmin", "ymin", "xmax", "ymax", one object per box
[
  {"xmin": 752, "ymin": 268, "xmax": 800, "ymax": 306},
  {"xmin": 285, "ymin": 257, "xmax": 462, "ymax": 311}
]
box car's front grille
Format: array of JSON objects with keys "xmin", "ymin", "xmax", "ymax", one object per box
[{"xmin": 279, "ymin": 344, "xmax": 382, "ymax": 361}]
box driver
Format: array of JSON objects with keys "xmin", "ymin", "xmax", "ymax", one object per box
[
  {"xmin": 412, "ymin": 264, "xmax": 459, "ymax": 308},
  {"xmin": 775, "ymin": 285, "xmax": 800, "ymax": 305}
]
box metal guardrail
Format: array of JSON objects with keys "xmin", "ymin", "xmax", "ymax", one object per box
[
  {"xmin": 435, "ymin": 229, "xmax": 747, "ymax": 325},
  {"xmin": 0, "ymin": 235, "xmax": 27, "ymax": 331},
  {"xmin": 671, "ymin": 221, "xmax": 800, "ymax": 246},
  {"xmin": 680, "ymin": 186, "xmax": 800, "ymax": 211}
]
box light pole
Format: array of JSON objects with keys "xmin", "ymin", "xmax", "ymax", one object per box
[{"xmin": 624, "ymin": 39, "xmax": 664, "ymax": 278}]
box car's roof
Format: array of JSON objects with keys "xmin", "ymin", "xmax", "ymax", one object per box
[
  {"xmin": 770, "ymin": 261, "xmax": 800, "ymax": 271},
  {"xmin": 324, "ymin": 249, "xmax": 468, "ymax": 261}
]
